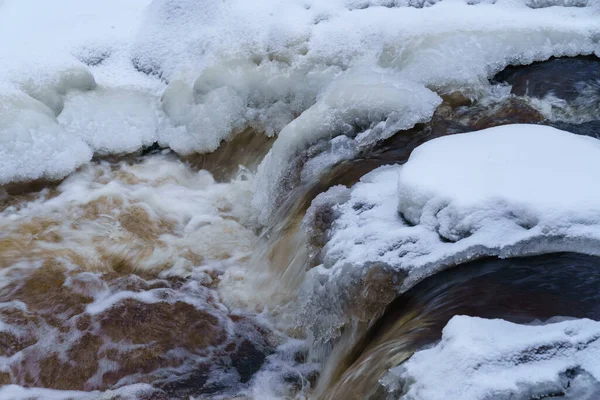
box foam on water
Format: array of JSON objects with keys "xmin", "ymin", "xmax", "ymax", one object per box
[
  {"xmin": 2, "ymin": 0, "xmax": 600, "ymax": 398},
  {"xmin": 0, "ymin": 154, "xmax": 314, "ymax": 398}
]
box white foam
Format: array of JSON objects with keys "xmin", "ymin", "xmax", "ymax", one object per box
[{"xmin": 391, "ymin": 316, "xmax": 600, "ymax": 400}]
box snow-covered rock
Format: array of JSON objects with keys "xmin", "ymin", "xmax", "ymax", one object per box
[
  {"xmin": 300, "ymin": 124, "xmax": 600, "ymax": 343},
  {"xmin": 391, "ymin": 316, "xmax": 600, "ymax": 400}
]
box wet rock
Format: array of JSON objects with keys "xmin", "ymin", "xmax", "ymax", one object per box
[
  {"xmin": 345, "ymin": 263, "xmax": 406, "ymax": 324},
  {"xmin": 0, "ymin": 371, "xmax": 11, "ymax": 385},
  {"xmin": 109, "ymin": 387, "xmax": 170, "ymax": 400},
  {"xmin": 99, "ymin": 299, "xmax": 225, "ymax": 349},
  {"xmin": 36, "ymin": 332, "xmax": 103, "ymax": 390},
  {"xmin": 231, "ymin": 339, "xmax": 267, "ymax": 384},
  {"xmin": 5, "ymin": 261, "xmax": 93, "ymax": 317},
  {"xmin": 160, "ymin": 366, "xmax": 210, "ymax": 399},
  {"xmin": 102, "ymin": 344, "xmax": 180, "ymax": 388},
  {"xmin": 440, "ymin": 91, "xmax": 473, "ymax": 108},
  {"xmin": 0, "ymin": 331, "xmax": 36, "ymax": 357}
]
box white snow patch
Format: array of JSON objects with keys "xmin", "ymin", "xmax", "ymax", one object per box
[
  {"xmin": 58, "ymin": 87, "xmax": 159, "ymax": 154},
  {"xmin": 392, "ymin": 316, "xmax": 600, "ymax": 400},
  {"xmin": 0, "ymin": 90, "xmax": 92, "ymax": 184},
  {"xmin": 0, "ymin": 383, "xmax": 160, "ymax": 400}
]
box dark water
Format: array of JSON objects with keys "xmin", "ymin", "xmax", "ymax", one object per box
[
  {"xmin": 322, "ymin": 253, "xmax": 600, "ymax": 399},
  {"xmin": 493, "ymin": 56, "xmax": 600, "ymax": 102}
]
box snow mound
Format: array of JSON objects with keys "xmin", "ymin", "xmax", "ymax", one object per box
[
  {"xmin": 391, "ymin": 316, "xmax": 600, "ymax": 400},
  {"xmin": 0, "ymin": 90, "xmax": 92, "ymax": 184},
  {"xmin": 58, "ymin": 87, "xmax": 159, "ymax": 154},
  {"xmin": 299, "ymin": 124, "xmax": 600, "ymax": 343},
  {"xmin": 398, "ymin": 124, "xmax": 600, "ymax": 241}
]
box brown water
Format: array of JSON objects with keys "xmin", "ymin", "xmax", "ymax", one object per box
[{"xmin": 319, "ymin": 253, "xmax": 600, "ymax": 400}]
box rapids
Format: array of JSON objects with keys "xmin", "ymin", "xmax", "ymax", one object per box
[{"xmin": 0, "ymin": 1, "xmax": 600, "ymax": 399}]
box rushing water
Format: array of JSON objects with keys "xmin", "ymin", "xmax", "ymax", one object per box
[
  {"xmin": 1, "ymin": 0, "xmax": 600, "ymax": 398},
  {"xmin": 319, "ymin": 253, "xmax": 600, "ymax": 399}
]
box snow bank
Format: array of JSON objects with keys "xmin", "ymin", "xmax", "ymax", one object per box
[
  {"xmin": 299, "ymin": 125, "xmax": 600, "ymax": 343},
  {"xmin": 1, "ymin": 0, "xmax": 599, "ymax": 186},
  {"xmin": 398, "ymin": 124, "xmax": 600, "ymax": 240},
  {"xmin": 391, "ymin": 316, "xmax": 600, "ymax": 400},
  {"xmin": 0, "ymin": 90, "xmax": 93, "ymax": 184}
]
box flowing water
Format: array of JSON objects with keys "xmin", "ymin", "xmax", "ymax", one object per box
[
  {"xmin": 319, "ymin": 253, "xmax": 600, "ymax": 400},
  {"xmin": 1, "ymin": 1, "xmax": 600, "ymax": 398},
  {"xmin": 0, "ymin": 55, "xmax": 598, "ymax": 399}
]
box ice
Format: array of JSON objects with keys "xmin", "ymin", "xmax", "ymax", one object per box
[
  {"xmin": 299, "ymin": 125, "xmax": 600, "ymax": 344},
  {"xmin": 0, "ymin": 0, "xmax": 599, "ymax": 185},
  {"xmin": 390, "ymin": 316, "xmax": 600, "ymax": 400},
  {"xmin": 253, "ymin": 75, "xmax": 441, "ymax": 224},
  {"xmin": 0, "ymin": 90, "xmax": 93, "ymax": 184},
  {"xmin": 58, "ymin": 88, "xmax": 159, "ymax": 154}
]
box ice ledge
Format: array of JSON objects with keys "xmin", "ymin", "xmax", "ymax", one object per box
[{"xmin": 298, "ymin": 125, "xmax": 600, "ymax": 344}]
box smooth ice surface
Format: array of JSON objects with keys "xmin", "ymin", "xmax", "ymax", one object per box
[
  {"xmin": 393, "ymin": 316, "xmax": 600, "ymax": 400},
  {"xmin": 1, "ymin": 0, "xmax": 599, "ymax": 186},
  {"xmin": 300, "ymin": 125, "xmax": 600, "ymax": 343}
]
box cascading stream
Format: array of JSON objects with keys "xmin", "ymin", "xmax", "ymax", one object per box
[{"xmin": 1, "ymin": 0, "xmax": 600, "ymax": 398}]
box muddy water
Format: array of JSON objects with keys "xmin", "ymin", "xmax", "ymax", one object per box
[
  {"xmin": 0, "ymin": 154, "xmax": 292, "ymax": 399},
  {"xmin": 320, "ymin": 253, "xmax": 600, "ymax": 400}
]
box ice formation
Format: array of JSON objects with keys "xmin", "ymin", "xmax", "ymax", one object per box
[
  {"xmin": 1, "ymin": 0, "xmax": 600, "ymax": 398},
  {"xmin": 391, "ymin": 316, "xmax": 600, "ymax": 400},
  {"xmin": 0, "ymin": 0, "xmax": 598, "ymax": 187},
  {"xmin": 300, "ymin": 125, "xmax": 600, "ymax": 343}
]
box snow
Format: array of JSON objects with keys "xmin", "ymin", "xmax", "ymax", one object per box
[
  {"xmin": 398, "ymin": 124, "xmax": 600, "ymax": 236},
  {"xmin": 299, "ymin": 125, "xmax": 600, "ymax": 344},
  {"xmin": 0, "ymin": 89, "xmax": 93, "ymax": 184},
  {"xmin": 0, "ymin": 0, "xmax": 598, "ymax": 186},
  {"xmin": 58, "ymin": 87, "xmax": 159, "ymax": 154},
  {"xmin": 391, "ymin": 316, "xmax": 600, "ymax": 400}
]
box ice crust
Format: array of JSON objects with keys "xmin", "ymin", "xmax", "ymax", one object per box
[
  {"xmin": 300, "ymin": 125, "xmax": 600, "ymax": 343},
  {"xmin": 391, "ymin": 316, "xmax": 600, "ymax": 400},
  {"xmin": 0, "ymin": 0, "xmax": 599, "ymax": 187}
]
